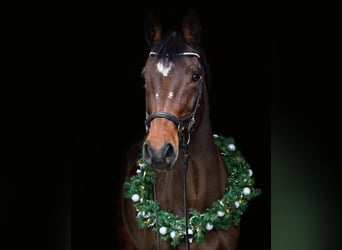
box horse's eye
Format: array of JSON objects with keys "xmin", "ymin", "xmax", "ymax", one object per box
[{"xmin": 191, "ymin": 72, "xmax": 201, "ymax": 82}]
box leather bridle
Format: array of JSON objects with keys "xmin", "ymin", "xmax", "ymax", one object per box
[{"xmin": 145, "ymin": 51, "xmax": 203, "ymax": 143}]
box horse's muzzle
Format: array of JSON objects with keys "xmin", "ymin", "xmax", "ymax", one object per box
[{"xmin": 143, "ymin": 141, "xmax": 177, "ymax": 171}]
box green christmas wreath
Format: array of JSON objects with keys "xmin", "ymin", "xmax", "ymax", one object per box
[{"xmin": 124, "ymin": 134, "xmax": 261, "ymax": 246}]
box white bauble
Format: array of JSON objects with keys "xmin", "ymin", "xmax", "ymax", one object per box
[
  {"xmin": 159, "ymin": 226, "xmax": 167, "ymax": 235},
  {"xmin": 205, "ymin": 223, "xmax": 214, "ymax": 231},
  {"xmin": 217, "ymin": 210, "xmax": 225, "ymax": 217},
  {"xmin": 243, "ymin": 187, "xmax": 251, "ymax": 195},
  {"xmin": 131, "ymin": 194, "xmax": 140, "ymax": 202},
  {"xmin": 227, "ymin": 143, "xmax": 236, "ymax": 151}
]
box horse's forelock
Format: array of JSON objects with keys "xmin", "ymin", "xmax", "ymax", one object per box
[{"xmin": 151, "ymin": 31, "xmax": 211, "ymax": 90}]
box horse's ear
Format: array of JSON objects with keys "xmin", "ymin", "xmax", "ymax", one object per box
[
  {"xmin": 144, "ymin": 12, "xmax": 162, "ymax": 48},
  {"xmin": 182, "ymin": 10, "xmax": 202, "ymax": 47}
]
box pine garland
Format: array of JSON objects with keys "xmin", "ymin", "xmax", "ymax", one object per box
[{"xmin": 124, "ymin": 134, "xmax": 261, "ymax": 247}]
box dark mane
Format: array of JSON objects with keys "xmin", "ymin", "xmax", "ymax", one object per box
[{"xmin": 151, "ymin": 30, "xmax": 211, "ymax": 89}]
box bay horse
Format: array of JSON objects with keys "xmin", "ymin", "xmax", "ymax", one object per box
[{"xmin": 118, "ymin": 11, "xmax": 261, "ymax": 250}]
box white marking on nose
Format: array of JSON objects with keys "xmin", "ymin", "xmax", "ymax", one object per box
[
  {"xmin": 155, "ymin": 93, "xmax": 160, "ymax": 99},
  {"xmin": 167, "ymin": 91, "xmax": 174, "ymax": 99},
  {"xmin": 157, "ymin": 61, "xmax": 173, "ymax": 77}
]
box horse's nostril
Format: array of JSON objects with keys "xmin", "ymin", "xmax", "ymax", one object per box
[
  {"xmin": 162, "ymin": 143, "xmax": 176, "ymax": 164},
  {"xmin": 164, "ymin": 143, "xmax": 173, "ymax": 158},
  {"xmin": 143, "ymin": 142, "xmax": 153, "ymax": 163}
]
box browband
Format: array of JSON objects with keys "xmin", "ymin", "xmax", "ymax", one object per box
[{"xmin": 149, "ymin": 51, "xmax": 200, "ymax": 59}]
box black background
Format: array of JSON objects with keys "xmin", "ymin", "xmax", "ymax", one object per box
[
  {"xmin": 4, "ymin": 1, "xmax": 339, "ymax": 250},
  {"xmin": 5, "ymin": 2, "xmax": 269, "ymax": 250}
]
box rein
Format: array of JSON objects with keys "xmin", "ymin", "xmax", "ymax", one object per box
[{"xmin": 145, "ymin": 51, "xmax": 202, "ymax": 250}]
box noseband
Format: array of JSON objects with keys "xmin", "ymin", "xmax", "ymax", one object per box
[{"xmin": 144, "ymin": 51, "xmax": 203, "ymax": 249}]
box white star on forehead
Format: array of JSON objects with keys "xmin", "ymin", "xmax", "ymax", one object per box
[{"xmin": 156, "ymin": 60, "xmax": 173, "ymax": 77}]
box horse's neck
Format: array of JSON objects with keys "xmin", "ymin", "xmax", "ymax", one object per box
[{"xmin": 155, "ymin": 93, "xmax": 227, "ymax": 215}]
